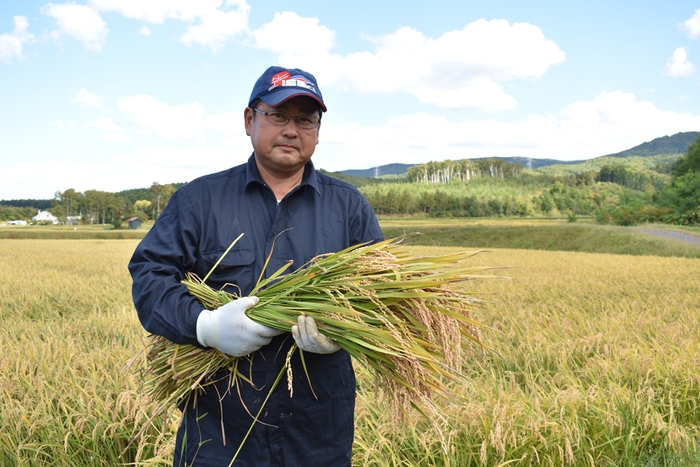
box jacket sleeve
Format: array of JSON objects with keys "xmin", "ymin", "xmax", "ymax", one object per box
[
  {"xmin": 128, "ymin": 188, "xmax": 205, "ymax": 346},
  {"xmin": 351, "ymin": 194, "xmax": 384, "ymax": 245}
]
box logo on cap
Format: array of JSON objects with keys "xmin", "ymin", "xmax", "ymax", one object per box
[
  {"xmin": 271, "ymin": 71, "xmax": 291, "ymax": 86},
  {"xmin": 268, "ymin": 71, "xmax": 318, "ymax": 95}
]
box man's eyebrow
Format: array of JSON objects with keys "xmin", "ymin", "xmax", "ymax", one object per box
[
  {"xmin": 289, "ymin": 106, "xmax": 318, "ymax": 115},
  {"xmin": 274, "ymin": 103, "xmax": 319, "ymax": 115}
]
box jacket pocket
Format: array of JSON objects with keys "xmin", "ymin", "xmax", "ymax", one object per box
[{"xmin": 195, "ymin": 248, "xmax": 256, "ymax": 294}]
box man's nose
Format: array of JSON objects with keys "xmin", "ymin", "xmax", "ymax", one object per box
[{"xmin": 280, "ymin": 118, "xmax": 299, "ymax": 136}]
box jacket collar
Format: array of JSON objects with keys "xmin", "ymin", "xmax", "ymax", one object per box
[{"xmin": 244, "ymin": 153, "xmax": 321, "ymax": 196}]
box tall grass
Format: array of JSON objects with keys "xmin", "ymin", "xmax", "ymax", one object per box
[
  {"xmin": 0, "ymin": 240, "xmax": 172, "ymax": 466},
  {"xmin": 1, "ymin": 239, "xmax": 699, "ymax": 465},
  {"xmin": 353, "ymin": 247, "xmax": 700, "ymax": 466}
]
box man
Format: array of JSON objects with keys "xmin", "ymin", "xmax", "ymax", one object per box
[{"xmin": 128, "ymin": 66, "xmax": 383, "ymax": 466}]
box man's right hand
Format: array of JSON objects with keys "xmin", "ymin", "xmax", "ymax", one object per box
[{"xmin": 196, "ymin": 297, "xmax": 284, "ymax": 357}]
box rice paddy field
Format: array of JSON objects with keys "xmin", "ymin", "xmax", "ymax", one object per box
[{"xmin": 1, "ymin": 234, "xmax": 699, "ymax": 466}]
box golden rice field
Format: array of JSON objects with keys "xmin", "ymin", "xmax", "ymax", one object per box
[{"xmin": 1, "ymin": 239, "xmax": 699, "ymax": 466}]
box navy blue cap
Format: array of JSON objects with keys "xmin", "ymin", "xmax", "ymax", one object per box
[{"xmin": 248, "ymin": 66, "xmax": 326, "ymax": 112}]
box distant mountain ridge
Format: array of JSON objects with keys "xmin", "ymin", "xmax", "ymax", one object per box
[
  {"xmin": 340, "ymin": 131, "xmax": 699, "ymax": 179},
  {"xmin": 342, "ymin": 163, "xmax": 414, "ymax": 178},
  {"xmin": 603, "ymin": 131, "xmax": 699, "ymax": 158}
]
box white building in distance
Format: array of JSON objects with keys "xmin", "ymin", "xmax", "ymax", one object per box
[{"xmin": 32, "ymin": 210, "xmax": 58, "ymax": 224}]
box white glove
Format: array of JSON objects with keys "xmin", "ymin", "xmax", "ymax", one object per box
[
  {"xmin": 291, "ymin": 315, "xmax": 341, "ymax": 354},
  {"xmin": 196, "ymin": 296, "xmax": 284, "ymax": 357}
]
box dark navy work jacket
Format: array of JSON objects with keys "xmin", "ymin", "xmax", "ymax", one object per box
[{"xmin": 128, "ymin": 155, "xmax": 383, "ymax": 466}]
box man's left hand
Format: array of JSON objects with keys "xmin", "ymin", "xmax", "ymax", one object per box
[{"xmin": 291, "ymin": 315, "xmax": 341, "ymax": 354}]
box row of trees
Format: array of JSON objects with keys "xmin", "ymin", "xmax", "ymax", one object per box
[
  {"xmin": 0, "ymin": 199, "xmax": 52, "ymax": 209},
  {"xmin": 406, "ymin": 159, "xmax": 523, "ymax": 184},
  {"xmin": 596, "ymin": 164, "xmax": 670, "ymax": 191},
  {"xmin": 49, "ymin": 182, "xmax": 179, "ymax": 226},
  {"xmin": 363, "ymin": 180, "xmax": 623, "ymax": 218},
  {"xmin": 52, "ymin": 189, "xmax": 126, "ymax": 224},
  {"xmin": 0, "ymin": 206, "xmax": 40, "ymax": 222}
]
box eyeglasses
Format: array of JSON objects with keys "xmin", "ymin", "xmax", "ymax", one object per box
[{"xmin": 253, "ymin": 107, "xmax": 321, "ymax": 130}]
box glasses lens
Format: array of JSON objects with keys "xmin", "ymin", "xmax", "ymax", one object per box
[
  {"xmin": 296, "ymin": 116, "xmax": 319, "ymax": 129},
  {"xmin": 261, "ymin": 109, "xmax": 319, "ymax": 129},
  {"xmin": 266, "ymin": 112, "xmax": 288, "ymax": 125}
]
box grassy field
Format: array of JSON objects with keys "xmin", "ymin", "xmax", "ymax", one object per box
[
  {"xmin": 3, "ymin": 219, "xmax": 700, "ymax": 257},
  {"xmin": 0, "ymin": 225, "xmax": 147, "ymax": 240},
  {"xmin": 380, "ymin": 218, "xmax": 700, "ymax": 258},
  {"xmin": 1, "ymin": 234, "xmax": 698, "ymax": 465},
  {"xmin": 355, "ymin": 247, "xmax": 700, "ymax": 466}
]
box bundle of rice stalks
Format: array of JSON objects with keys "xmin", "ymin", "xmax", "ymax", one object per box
[{"xmin": 128, "ymin": 236, "xmax": 505, "ymax": 451}]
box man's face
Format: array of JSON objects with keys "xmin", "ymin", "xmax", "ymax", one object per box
[{"xmin": 244, "ymin": 96, "xmax": 321, "ymax": 177}]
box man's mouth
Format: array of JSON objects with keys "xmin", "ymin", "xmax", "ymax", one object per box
[{"xmin": 275, "ymin": 142, "xmax": 298, "ymax": 151}]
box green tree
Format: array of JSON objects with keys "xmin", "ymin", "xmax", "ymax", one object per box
[
  {"xmin": 52, "ymin": 188, "xmax": 80, "ymax": 222},
  {"xmin": 535, "ymin": 193, "xmax": 555, "ymax": 214},
  {"xmin": 133, "ymin": 200, "xmax": 153, "ymax": 219},
  {"xmin": 150, "ymin": 182, "xmax": 176, "ymax": 219},
  {"xmin": 656, "ymin": 172, "xmax": 700, "ymax": 215},
  {"xmin": 396, "ymin": 188, "xmax": 418, "ymax": 215},
  {"xmin": 650, "ymin": 135, "xmax": 700, "ymax": 225},
  {"xmin": 674, "ymin": 135, "xmax": 700, "ymax": 177},
  {"xmin": 82, "ymin": 190, "xmax": 126, "ymax": 224}
]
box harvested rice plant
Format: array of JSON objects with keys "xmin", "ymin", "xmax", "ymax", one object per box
[{"xmin": 1, "ymin": 238, "xmax": 698, "ymax": 466}]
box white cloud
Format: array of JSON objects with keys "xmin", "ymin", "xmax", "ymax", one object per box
[
  {"xmin": 89, "ymin": 0, "xmax": 223, "ymax": 23},
  {"xmin": 71, "ymin": 88, "xmax": 104, "ymax": 108},
  {"xmin": 0, "ymin": 16, "xmax": 34, "ymax": 63},
  {"xmin": 180, "ymin": 3, "xmax": 249, "ymax": 51},
  {"xmin": 126, "ymin": 145, "xmax": 247, "ymax": 175},
  {"xmin": 41, "ymin": 3, "xmax": 108, "ymax": 53},
  {"xmin": 251, "ymin": 12, "xmax": 334, "ymax": 55},
  {"xmin": 90, "ymin": 0, "xmax": 249, "ymax": 51},
  {"xmin": 0, "ymin": 147, "xmax": 241, "ymax": 199},
  {"xmin": 124, "ymin": 145, "xmax": 250, "ymax": 183},
  {"xmin": 313, "ymin": 90, "xmax": 700, "ymax": 172},
  {"xmin": 682, "ymin": 8, "xmax": 700, "ymax": 38},
  {"xmin": 117, "ymin": 95, "xmax": 207, "ymax": 140},
  {"xmin": 203, "ymin": 112, "xmax": 240, "ymax": 135},
  {"xmin": 413, "ymin": 77, "xmax": 517, "ymax": 110},
  {"xmin": 83, "ymin": 117, "xmax": 131, "ymax": 143},
  {"xmin": 116, "ymin": 94, "xmax": 244, "ymax": 141},
  {"xmin": 665, "ymin": 47, "xmax": 695, "ymax": 77},
  {"xmin": 254, "ymin": 18, "xmax": 565, "ymax": 111},
  {"xmin": 138, "ymin": 25, "xmax": 151, "ymax": 36}
]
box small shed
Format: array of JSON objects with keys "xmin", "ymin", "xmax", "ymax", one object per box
[{"xmin": 127, "ymin": 217, "xmax": 143, "ymax": 230}]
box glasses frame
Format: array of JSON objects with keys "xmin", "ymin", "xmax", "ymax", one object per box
[{"xmin": 253, "ymin": 107, "xmax": 321, "ymax": 130}]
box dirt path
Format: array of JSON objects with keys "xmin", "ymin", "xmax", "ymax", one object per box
[{"xmin": 635, "ymin": 228, "xmax": 700, "ymax": 246}]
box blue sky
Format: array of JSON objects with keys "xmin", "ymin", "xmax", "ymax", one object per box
[{"xmin": 1, "ymin": 0, "xmax": 700, "ymax": 200}]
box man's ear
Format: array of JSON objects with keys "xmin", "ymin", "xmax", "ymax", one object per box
[{"xmin": 244, "ymin": 107, "xmax": 253, "ymax": 136}]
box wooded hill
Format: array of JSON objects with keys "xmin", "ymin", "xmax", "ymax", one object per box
[
  {"xmin": 358, "ymin": 132, "xmax": 700, "ymax": 225},
  {"xmin": 340, "ymin": 131, "xmax": 699, "ymax": 179}
]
